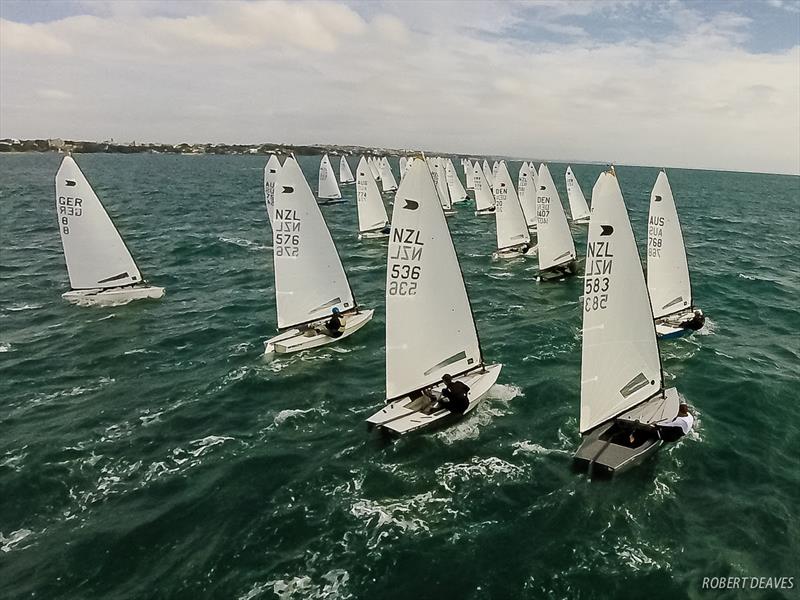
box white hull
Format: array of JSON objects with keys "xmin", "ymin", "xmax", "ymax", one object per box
[
  {"xmin": 572, "ymin": 217, "xmax": 590, "ymax": 225},
  {"xmin": 539, "ymin": 259, "xmax": 578, "ymax": 281},
  {"xmin": 366, "ymin": 364, "xmax": 502, "ymax": 436},
  {"xmin": 474, "ymin": 208, "xmax": 495, "ymax": 216},
  {"xmin": 264, "ymin": 309, "xmax": 374, "ymax": 354},
  {"xmin": 62, "ymin": 285, "xmax": 165, "ymax": 307},
  {"xmin": 444, "ymin": 210, "xmax": 457, "ymax": 217},
  {"xmin": 493, "ymin": 245, "xmax": 537, "ymax": 259},
  {"xmin": 318, "ymin": 198, "xmax": 346, "ymax": 205},
  {"xmin": 655, "ymin": 308, "xmax": 704, "ymax": 339},
  {"xmin": 358, "ymin": 229, "xmax": 389, "ymax": 240}
]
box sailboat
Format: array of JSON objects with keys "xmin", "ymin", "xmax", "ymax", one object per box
[
  {"xmin": 492, "ymin": 161, "xmax": 501, "ymax": 187},
  {"xmin": 379, "ymin": 157, "xmax": 398, "ymax": 192},
  {"xmin": 646, "ymin": 170, "xmax": 705, "ymax": 338},
  {"xmin": 473, "ymin": 161, "xmax": 496, "ymax": 215},
  {"xmin": 493, "ymin": 162, "xmax": 536, "ymax": 258},
  {"xmin": 55, "ymin": 155, "xmax": 165, "ymax": 306},
  {"xmin": 573, "ymin": 169, "xmax": 681, "ymax": 477},
  {"xmin": 264, "ymin": 157, "xmax": 374, "ymax": 353},
  {"xmin": 339, "ymin": 155, "xmax": 355, "ymax": 185},
  {"xmin": 445, "ymin": 158, "xmax": 469, "ymax": 203},
  {"xmin": 366, "ymin": 158, "xmax": 502, "ymax": 435},
  {"xmin": 399, "ymin": 156, "xmax": 408, "ymax": 180},
  {"xmin": 535, "ymin": 163, "xmax": 577, "ymax": 279},
  {"xmin": 318, "ymin": 154, "xmax": 343, "ymax": 204},
  {"xmin": 264, "ymin": 154, "xmax": 282, "ymax": 224},
  {"xmin": 517, "ymin": 161, "xmax": 537, "ymax": 229},
  {"xmin": 431, "ymin": 158, "xmax": 456, "ymax": 216},
  {"xmin": 368, "ymin": 157, "xmax": 381, "ymax": 181},
  {"xmin": 565, "ymin": 166, "xmax": 590, "ymax": 224},
  {"xmin": 482, "ymin": 160, "xmax": 494, "ymax": 188},
  {"xmin": 355, "ymin": 156, "xmax": 390, "ymax": 239},
  {"xmin": 464, "ymin": 159, "xmax": 476, "ymax": 190}
]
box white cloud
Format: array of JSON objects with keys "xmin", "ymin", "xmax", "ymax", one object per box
[{"xmin": 0, "ymin": 0, "xmax": 798, "ymax": 174}]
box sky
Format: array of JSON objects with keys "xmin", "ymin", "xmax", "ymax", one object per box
[{"xmin": 1, "ymin": 0, "xmax": 799, "ymax": 174}]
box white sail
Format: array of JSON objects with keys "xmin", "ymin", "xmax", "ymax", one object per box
[
  {"xmin": 473, "ymin": 161, "xmax": 495, "ymax": 212},
  {"xmin": 482, "ymin": 160, "xmax": 494, "ymax": 187},
  {"xmin": 580, "ymin": 171, "xmax": 662, "ymax": 433},
  {"xmin": 368, "ymin": 157, "xmax": 381, "ymax": 180},
  {"xmin": 379, "ymin": 157, "xmax": 398, "ymax": 192},
  {"xmin": 273, "ymin": 157, "xmax": 355, "ymax": 329},
  {"xmin": 647, "ymin": 170, "xmax": 692, "ymax": 319},
  {"xmin": 536, "ymin": 163, "xmax": 576, "ymax": 271},
  {"xmin": 386, "ymin": 158, "xmax": 482, "ymax": 399},
  {"xmin": 318, "ymin": 154, "xmax": 341, "ymax": 199},
  {"xmin": 492, "ymin": 160, "xmax": 500, "ymax": 185},
  {"xmin": 431, "ymin": 158, "xmax": 452, "ymax": 210},
  {"xmin": 339, "ymin": 156, "xmax": 354, "ymax": 183},
  {"xmin": 517, "ymin": 161, "xmax": 537, "ymax": 226},
  {"xmin": 399, "ymin": 156, "xmax": 407, "ymax": 180},
  {"xmin": 464, "ymin": 159, "xmax": 475, "ymax": 189},
  {"xmin": 445, "ymin": 158, "xmax": 468, "ymax": 202},
  {"xmin": 55, "ymin": 156, "xmax": 142, "ymax": 290},
  {"xmin": 356, "ymin": 156, "xmax": 389, "ymax": 233},
  {"xmin": 565, "ymin": 166, "xmax": 590, "ymax": 221},
  {"xmin": 264, "ymin": 154, "xmax": 281, "ymax": 224},
  {"xmin": 494, "ymin": 162, "xmax": 531, "ymax": 250}
]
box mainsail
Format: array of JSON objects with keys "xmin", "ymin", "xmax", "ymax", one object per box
[
  {"xmin": 494, "ymin": 162, "xmax": 531, "ymax": 250},
  {"xmin": 517, "ymin": 161, "xmax": 537, "ymax": 226},
  {"xmin": 536, "ymin": 163, "xmax": 576, "ymax": 271},
  {"xmin": 473, "ymin": 161, "xmax": 495, "ymax": 212},
  {"xmin": 264, "ymin": 154, "xmax": 281, "ymax": 224},
  {"xmin": 356, "ymin": 156, "xmax": 389, "ymax": 233},
  {"xmin": 646, "ymin": 170, "xmax": 692, "ymax": 319},
  {"xmin": 339, "ymin": 156, "xmax": 355, "ymax": 184},
  {"xmin": 580, "ymin": 171, "xmax": 662, "ymax": 433},
  {"xmin": 55, "ymin": 156, "xmax": 142, "ymax": 290},
  {"xmin": 318, "ymin": 154, "xmax": 342, "ymax": 199},
  {"xmin": 385, "ymin": 158, "xmax": 482, "ymax": 400},
  {"xmin": 565, "ymin": 166, "xmax": 590, "ymax": 221},
  {"xmin": 273, "ymin": 157, "xmax": 355, "ymax": 329},
  {"xmin": 445, "ymin": 158, "xmax": 468, "ymax": 202}
]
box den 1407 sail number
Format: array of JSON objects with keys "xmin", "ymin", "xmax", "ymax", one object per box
[
  {"xmin": 388, "ymin": 228, "xmax": 423, "ymax": 296},
  {"xmin": 584, "ymin": 241, "xmax": 613, "ymax": 312},
  {"xmin": 274, "ymin": 208, "xmax": 300, "ymax": 257}
]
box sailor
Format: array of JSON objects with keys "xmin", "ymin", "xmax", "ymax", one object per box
[
  {"xmin": 656, "ymin": 403, "xmax": 694, "ymax": 443},
  {"xmin": 437, "ymin": 374, "xmax": 470, "ymax": 414},
  {"xmin": 680, "ymin": 309, "xmax": 705, "ymax": 331},
  {"xmin": 323, "ymin": 307, "xmax": 346, "ymax": 338}
]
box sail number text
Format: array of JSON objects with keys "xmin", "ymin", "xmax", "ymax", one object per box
[
  {"xmin": 388, "ymin": 227, "xmax": 423, "ymax": 295},
  {"xmin": 274, "ymin": 208, "xmax": 301, "ymax": 257},
  {"xmin": 537, "ymin": 195, "xmax": 550, "ymax": 223},
  {"xmin": 647, "ymin": 215, "xmax": 664, "ymax": 258},
  {"xmin": 58, "ymin": 196, "xmax": 83, "ymax": 235},
  {"xmin": 584, "ymin": 241, "xmax": 613, "ymax": 312}
]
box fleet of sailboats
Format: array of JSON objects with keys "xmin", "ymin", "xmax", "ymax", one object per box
[{"xmin": 53, "ymin": 150, "xmax": 704, "ymax": 474}]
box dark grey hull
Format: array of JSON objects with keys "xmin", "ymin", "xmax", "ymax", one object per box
[{"xmin": 573, "ymin": 421, "xmax": 663, "ymax": 479}]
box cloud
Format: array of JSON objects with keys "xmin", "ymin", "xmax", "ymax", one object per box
[
  {"xmin": 0, "ymin": 0, "xmax": 798, "ymax": 174},
  {"xmin": 0, "ymin": 19, "xmax": 72, "ymax": 54}
]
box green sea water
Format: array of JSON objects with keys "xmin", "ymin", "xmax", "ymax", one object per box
[{"xmin": 1, "ymin": 153, "xmax": 798, "ymax": 599}]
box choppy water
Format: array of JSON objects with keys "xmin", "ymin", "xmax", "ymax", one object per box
[{"xmin": 1, "ymin": 153, "xmax": 798, "ymax": 599}]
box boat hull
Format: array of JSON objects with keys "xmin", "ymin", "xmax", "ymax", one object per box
[
  {"xmin": 655, "ymin": 308, "xmax": 704, "ymax": 339},
  {"xmin": 366, "ymin": 363, "xmax": 502, "ymax": 436},
  {"xmin": 474, "ymin": 208, "xmax": 496, "ymax": 216},
  {"xmin": 493, "ymin": 245, "xmax": 537, "ymax": 259},
  {"xmin": 62, "ymin": 285, "xmax": 165, "ymax": 307},
  {"xmin": 538, "ymin": 259, "xmax": 578, "ymax": 281},
  {"xmin": 318, "ymin": 198, "xmax": 347, "ymax": 205},
  {"xmin": 264, "ymin": 309, "xmax": 374, "ymax": 354},
  {"xmin": 358, "ymin": 229, "xmax": 390, "ymax": 240},
  {"xmin": 572, "ymin": 217, "xmax": 590, "ymax": 225}
]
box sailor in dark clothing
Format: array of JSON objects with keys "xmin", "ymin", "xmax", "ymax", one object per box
[
  {"xmin": 323, "ymin": 307, "xmax": 346, "ymax": 338},
  {"xmin": 437, "ymin": 373, "xmax": 470, "ymax": 414},
  {"xmin": 679, "ymin": 309, "xmax": 705, "ymax": 331}
]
